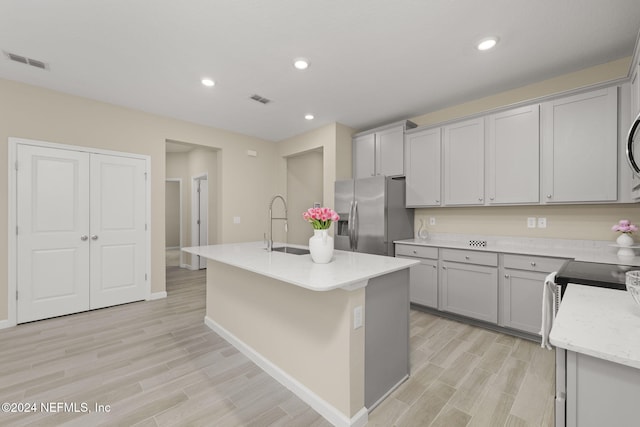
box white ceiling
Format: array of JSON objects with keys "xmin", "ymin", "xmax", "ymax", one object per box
[{"xmin": 1, "ymin": 1, "xmax": 639, "ymax": 142}]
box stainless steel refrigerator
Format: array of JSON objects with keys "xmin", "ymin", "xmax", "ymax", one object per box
[{"xmin": 334, "ymin": 175, "xmax": 414, "ymax": 256}]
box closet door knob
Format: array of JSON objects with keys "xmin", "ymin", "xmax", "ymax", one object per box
[
  {"xmin": 91, "ymin": 235, "xmax": 99, "ymax": 240},
  {"xmin": 80, "ymin": 235, "xmax": 88, "ymax": 241}
]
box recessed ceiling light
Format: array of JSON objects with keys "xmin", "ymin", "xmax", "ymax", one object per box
[
  {"xmin": 477, "ymin": 37, "xmax": 499, "ymax": 51},
  {"xmin": 305, "ymin": 114, "xmax": 314, "ymax": 120},
  {"xmin": 293, "ymin": 58, "xmax": 310, "ymax": 70},
  {"xmin": 201, "ymin": 78, "xmax": 215, "ymax": 87}
]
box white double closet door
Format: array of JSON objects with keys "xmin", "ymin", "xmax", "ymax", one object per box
[{"xmin": 16, "ymin": 144, "xmax": 147, "ymax": 323}]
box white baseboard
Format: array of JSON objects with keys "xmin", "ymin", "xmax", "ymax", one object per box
[
  {"xmin": 149, "ymin": 291, "xmax": 167, "ymax": 300},
  {"xmin": 0, "ymin": 319, "xmax": 15, "ymax": 330},
  {"xmin": 204, "ymin": 316, "xmax": 368, "ymax": 427}
]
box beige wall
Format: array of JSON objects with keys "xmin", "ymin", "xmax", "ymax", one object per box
[
  {"xmin": 287, "ymin": 150, "xmax": 324, "ymax": 245},
  {"xmin": 0, "ymin": 78, "xmax": 278, "ymax": 322},
  {"xmin": 207, "ymin": 260, "xmax": 365, "ymax": 418},
  {"xmin": 409, "ymin": 57, "xmax": 640, "ymax": 241},
  {"xmin": 277, "ymin": 123, "xmax": 355, "ymax": 239},
  {"xmin": 165, "ymin": 180, "xmax": 181, "ymax": 248}
]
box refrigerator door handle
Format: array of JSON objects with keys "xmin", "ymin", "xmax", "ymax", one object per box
[
  {"xmin": 348, "ymin": 200, "xmax": 355, "ymax": 250},
  {"xmin": 626, "ymin": 115, "xmax": 640, "ymax": 177},
  {"xmin": 353, "ymin": 201, "xmax": 359, "ymax": 251}
]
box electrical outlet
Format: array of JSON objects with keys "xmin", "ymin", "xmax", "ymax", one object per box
[
  {"xmin": 538, "ymin": 217, "xmax": 547, "ymax": 228},
  {"xmin": 527, "ymin": 217, "xmax": 536, "ymax": 228},
  {"xmin": 429, "ymin": 217, "xmax": 436, "ymax": 226},
  {"xmin": 353, "ymin": 306, "xmax": 363, "ymax": 329}
]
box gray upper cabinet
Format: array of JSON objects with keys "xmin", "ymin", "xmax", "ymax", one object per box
[
  {"xmin": 353, "ymin": 121, "xmax": 416, "ymax": 179},
  {"xmin": 353, "ymin": 133, "xmax": 376, "ymax": 179},
  {"xmin": 541, "ymin": 87, "xmax": 618, "ymax": 203},
  {"xmin": 487, "ymin": 105, "xmax": 540, "ymax": 204},
  {"xmin": 443, "ymin": 118, "xmax": 485, "ymax": 205},
  {"xmin": 405, "ymin": 127, "xmax": 441, "ymax": 207}
]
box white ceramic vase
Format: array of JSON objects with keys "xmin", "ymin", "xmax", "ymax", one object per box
[
  {"xmin": 616, "ymin": 233, "xmax": 635, "ymax": 258},
  {"xmin": 309, "ymin": 229, "xmax": 334, "ymax": 263}
]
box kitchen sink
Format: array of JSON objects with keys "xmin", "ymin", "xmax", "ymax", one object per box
[{"xmin": 270, "ymin": 246, "xmax": 310, "ymax": 255}]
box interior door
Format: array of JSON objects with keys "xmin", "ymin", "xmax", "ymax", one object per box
[
  {"xmin": 90, "ymin": 154, "xmax": 147, "ymax": 309},
  {"xmin": 17, "ymin": 145, "xmax": 91, "ymax": 323},
  {"xmin": 198, "ymin": 178, "xmax": 208, "ymax": 269}
]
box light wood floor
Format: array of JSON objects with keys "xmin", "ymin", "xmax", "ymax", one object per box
[{"xmin": 0, "ymin": 262, "xmax": 555, "ymax": 426}]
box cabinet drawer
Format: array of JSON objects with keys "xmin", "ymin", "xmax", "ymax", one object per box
[
  {"xmin": 395, "ymin": 244, "xmax": 438, "ymax": 259},
  {"xmin": 503, "ymin": 254, "xmax": 567, "ymax": 273},
  {"xmin": 441, "ymin": 249, "xmax": 498, "ymax": 266}
]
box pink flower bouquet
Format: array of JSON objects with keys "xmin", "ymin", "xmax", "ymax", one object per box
[
  {"xmin": 612, "ymin": 219, "xmax": 638, "ymax": 234},
  {"xmin": 303, "ymin": 207, "xmax": 340, "ymax": 230}
]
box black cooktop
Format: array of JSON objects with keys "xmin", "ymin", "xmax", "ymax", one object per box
[{"xmin": 555, "ymin": 261, "xmax": 635, "ymax": 294}]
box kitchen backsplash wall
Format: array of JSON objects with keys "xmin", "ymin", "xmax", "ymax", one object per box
[{"xmin": 415, "ymin": 204, "xmax": 640, "ymax": 241}]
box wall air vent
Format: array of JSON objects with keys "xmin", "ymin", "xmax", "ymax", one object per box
[
  {"xmin": 250, "ymin": 94, "xmax": 271, "ymax": 104},
  {"xmin": 4, "ymin": 51, "xmax": 49, "ymax": 70}
]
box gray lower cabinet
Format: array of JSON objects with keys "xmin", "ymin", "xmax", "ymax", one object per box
[
  {"xmin": 500, "ymin": 254, "xmax": 567, "ymax": 334},
  {"xmin": 395, "ymin": 244, "xmax": 438, "ymax": 308},
  {"xmin": 501, "ymin": 269, "xmax": 546, "ymax": 334},
  {"xmin": 440, "ymin": 249, "xmax": 498, "ymax": 323},
  {"xmin": 566, "ymin": 350, "xmax": 640, "ymax": 427}
]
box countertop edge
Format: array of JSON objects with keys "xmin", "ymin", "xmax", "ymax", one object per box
[{"xmin": 183, "ymin": 243, "xmax": 418, "ymax": 292}]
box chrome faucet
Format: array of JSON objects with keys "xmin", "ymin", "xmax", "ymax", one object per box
[{"xmin": 267, "ymin": 194, "xmax": 288, "ymax": 251}]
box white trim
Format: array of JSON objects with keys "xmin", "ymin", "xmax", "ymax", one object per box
[
  {"xmin": 204, "ymin": 316, "xmax": 368, "ymax": 427},
  {"xmin": 8, "ymin": 137, "xmax": 152, "ymax": 326},
  {"xmin": 149, "ymin": 291, "xmax": 167, "ymax": 300},
  {"xmin": 0, "ymin": 319, "xmax": 13, "ymax": 330},
  {"xmin": 191, "ymin": 173, "xmax": 208, "ymax": 269},
  {"xmin": 7, "ymin": 140, "xmax": 17, "ymax": 329}
]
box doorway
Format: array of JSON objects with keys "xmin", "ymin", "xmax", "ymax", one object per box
[{"xmin": 192, "ymin": 174, "xmax": 208, "ymax": 269}]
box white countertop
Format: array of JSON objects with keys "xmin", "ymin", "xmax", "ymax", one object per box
[
  {"xmin": 395, "ymin": 236, "xmax": 640, "ymax": 266},
  {"xmin": 182, "ymin": 241, "xmax": 418, "ymax": 292},
  {"xmin": 550, "ymin": 284, "xmax": 640, "ymax": 369}
]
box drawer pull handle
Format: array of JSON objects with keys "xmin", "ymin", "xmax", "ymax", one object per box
[
  {"xmin": 442, "ymin": 266, "xmax": 447, "ymax": 270},
  {"xmin": 505, "ymin": 274, "xmax": 510, "ymax": 278},
  {"xmin": 413, "ymin": 250, "xmax": 417, "ymax": 254},
  {"xmin": 531, "ymin": 262, "xmax": 536, "ymax": 267},
  {"xmin": 465, "ymin": 256, "xmax": 470, "ymax": 260}
]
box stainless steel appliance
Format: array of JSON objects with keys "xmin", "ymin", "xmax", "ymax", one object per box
[
  {"xmin": 334, "ymin": 176, "xmax": 413, "ymax": 256},
  {"xmin": 626, "ymin": 112, "xmax": 640, "ymax": 198},
  {"xmin": 551, "ymin": 261, "xmax": 631, "ymax": 427}
]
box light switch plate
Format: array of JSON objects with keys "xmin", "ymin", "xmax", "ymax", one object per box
[
  {"xmin": 527, "ymin": 217, "xmax": 536, "ymax": 228},
  {"xmin": 538, "ymin": 217, "xmax": 547, "ymax": 228}
]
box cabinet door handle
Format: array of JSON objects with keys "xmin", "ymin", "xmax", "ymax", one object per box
[
  {"xmin": 91, "ymin": 235, "xmax": 99, "ymax": 240},
  {"xmin": 504, "ymin": 274, "xmax": 510, "ymax": 278},
  {"xmin": 80, "ymin": 235, "xmax": 88, "ymax": 241},
  {"xmin": 465, "ymin": 256, "xmax": 470, "ymax": 260},
  {"xmin": 412, "ymin": 250, "xmax": 417, "ymax": 254},
  {"xmin": 546, "ymin": 194, "xmax": 552, "ymax": 199},
  {"xmin": 530, "ymin": 262, "xmax": 536, "ymax": 267},
  {"xmin": 442, "ymin": 266, "xmax": 447, "ymax": 270},
  {"xmin": 478, "ymin": 197, "xmax": 483, "ymax": 202},
  {"xmin": 435, "ymin": 200, "xmax": 440, "ymax": 204},
  {"xmin": 432, "ymin": 265, "xmax": 437, "ymax": 269},
  {"xmin": 490, "ymin": 197, "xmax": 494, "ymax": 201}
]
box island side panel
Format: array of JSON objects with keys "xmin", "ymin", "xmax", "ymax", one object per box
[
  {"xmin": 206, "ymin": 260, "xmax": 365, "ymax": 419},
  {"xmin": 364, "ymin": 268, "xmax": 410, "ymax": 409}
]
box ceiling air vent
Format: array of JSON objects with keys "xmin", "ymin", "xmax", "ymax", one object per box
[
  {"xmin": 250, "ymin": 94, "xmax": 271, "ymax": 104},
  {"xmin": 4, "ymin": 51, "xmax": 49, "ymax": 70}
]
